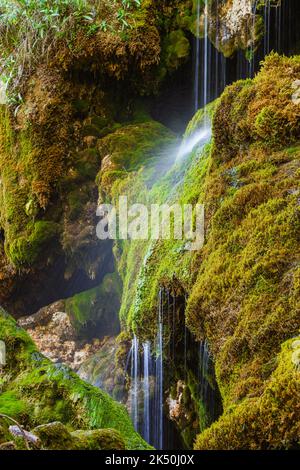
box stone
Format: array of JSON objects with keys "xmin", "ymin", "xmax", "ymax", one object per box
[{"xmin": 32, "ymin": 422, "xmax": 126, "ymax": 450}]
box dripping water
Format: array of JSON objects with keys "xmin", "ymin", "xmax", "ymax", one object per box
[
  {"xmin": 203, "ymin": 0, "xmax": 209, "ymax": 112},
  {"xmin": 128, "ymin": 290, "xmax": 165, "ymax": 448},
  {"xmin": 143, "ymin": 341, "xmax": 151, "ymax": 443},
  {"xmin": 130, "ymin": 335, "xmax": 139, "ymax": 431},
  {"xmin": 199, "ymin": 340, "xmax": 210, "ymax": 406},
  {"xmin": 274, "ymin": 0, "xmax": 282, "ymax": 52},
  {"xmin": 154, "ymin": 288, "xmax": 164, "ymax": 450},
  {"xmin": 194, "ymin": 0, "xmax": 201, "ymax": 112},
  {"xmin": 264, "ymin": 0, "xmax": 271, "ymax": 56},
  {"xmin": 198, "ymin": 339, "xmax": 222, "ymax": 430}
]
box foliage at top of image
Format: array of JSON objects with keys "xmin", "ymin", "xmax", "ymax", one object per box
[{"xmin": 0, "ymin": 0, "xmax": 142, "ymax": 102}]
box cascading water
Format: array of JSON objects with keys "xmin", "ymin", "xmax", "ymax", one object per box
[
  {"xmin": 153, "ymin": 289, "xmax": 164, "ymax": 450},
  {"xmin": 197, "ymin": 339, "xmax": 222, "ymax": 431},
  {"xmin": 264, "ymin": 0, "xmax": 271, "ymax": 56},
  {"xmin": 199, "ymin": 340, "xmax": 210, "ymax": 412},
  {"xmin": 127, "ymin": 0, "xmax": 300, "ymax": 449},
  {"xmin": 194, "ymin": 0, "xmax": 201, "ymax": 113},
  {"xmin": 194, "ymin": 0, "xmax": 217, "ymax": 113},
  {"xmin": 275, "ymin": 1, "xmax": 282, "ymax": 52},
  {"xmin": 203, "ymin": 0, "xmax": 209, "ymax": 113},
  {"xmin": 143, "ymin": 341, "xmax": 151, "ymax": 443},
  {"xmin": 130, "ymin": 335, "xmax": 139, "ymax": 431},
  {"xmin": 128, "ymin": 290, "xmax": 165, "ymax": 448},
  {"xmin": 181, "ymin": 0, "xmax": 294, "ymax": 161},
  {"xmin": 128, "ymin": 288, "xmax": 222, "ymax": 449}
]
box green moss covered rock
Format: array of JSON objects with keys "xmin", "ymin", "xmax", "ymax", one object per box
[
  {"xmin": 33, "ymin": 422, "xmax": 125, "ymax": 450},
  {"xmin": 195, "ymin": 337, "xmax": 300, "ymax": 449},
  {"xmin": 103, "ymin": 54, "xmax": 300, "ymax": 449},
  {"xmin": 0, "ymin": 307, "xmax": 149, "ymax": 450},
  {"xmin": 65, "ymin": 272, "xmax": 121, "ymax": 338}
]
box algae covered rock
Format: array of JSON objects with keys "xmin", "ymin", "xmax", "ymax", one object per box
[
  {"xmin": 32, "ymin": 422, "xmax": 73, "ymax": 450},
  {"xmin": 213, "ymin": 53, "xmax": 300, "ymax": 161},
  {"xmin": 0, "ymin": 307, "xmax": 149, "ymax": 450},
  {"xmin": 33, "ymin": 422, "xmax": 125, "ymax": 450},
  {"xmin": 65, "ymin": 272, "xmax": 122, "ymax": 339},
  {"xmin": 72, "ymin": 428, "xmax": 125, "ymax": 451},
  {"xmin": 195, "ymin": 336, "xmax": 300, "ymax": 449}
]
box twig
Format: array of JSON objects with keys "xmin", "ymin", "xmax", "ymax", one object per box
[{"xmin": 0, "ymin": 413, "xmax": 30, "ymax": 450}]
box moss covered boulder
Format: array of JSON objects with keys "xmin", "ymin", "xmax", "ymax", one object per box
[
  {"xmin": 33, "ymin": 422, "xmax": 125, "ymax": 450},
  {"xmin": 0, "ymin": 307, "xmax": 149, "ymax": 450},
  {"xmin": 195, "ymin": 337, "xmax": 300, "ymax": 449}
]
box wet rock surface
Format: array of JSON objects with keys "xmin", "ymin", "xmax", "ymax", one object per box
[{"xmin": 18, "ymin": 302, "xmax": 103, "ymax": 370}]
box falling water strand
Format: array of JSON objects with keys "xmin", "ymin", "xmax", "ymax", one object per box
[
  {"xmin": 250, "ymin": 0, "xmax": 259, "ymax": 77},
  {"xmin": 130, "ymin": 335, "xmax": 139, "ymax": 431},
  {"xmin": 172, "ymin": 296, "xmax": 175, "ymax": 362},
  {"xmin": 264, "ymin": 0, "xmax": 271, "ymax": 56},
  {"xmin": 154, "ymin": 289, "xmax": 164, "ymax": 450},
  {"xmin": 184, "ymin": 325, "xmax": 187, "ymax": 380},
  {"xmin": 194, "ymin": 0, "xmax": 201, "ymax": 112},
  {"xmin": 214, "ymin": 0, "xmax": 220, "ymax": 99},
  {"xmin": 143, "ymin": 341, "xmax": 151, "ymax": 443},
  {"xmin": 276, "ymin": 1, "xmax": 282, "ymax": 52},
  {"xmin": 203, "ymin": 0, "xmax": 209, "ymax": 113},
  {"xmin": 199, "ymin": 340, "xmax": 210, "ymax": 410}
]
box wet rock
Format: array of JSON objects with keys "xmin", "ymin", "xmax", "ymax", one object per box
[
  {"xmin": 18, "ymin": 301, "xmax": 103, "ymax": 370},
  {"xmin": 72, "ymin": 429, "xmax": 125, "ymax": 450}
]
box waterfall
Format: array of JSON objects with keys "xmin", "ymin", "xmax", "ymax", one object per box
[
  {"xmin": 250, "ymin": 0, "xmax": 257, "ymax": 77},
  {"xmin": 194, "ymin": 0, "xmax": 201, "ymax": 112},
  {"xmin": 275, "ymin": 1, "xmax": 282, "ymax": 52},
  {"xmin": 264, "ymin": 0, "xmax": 271, "ymax": 56},
  {"xmin": 198, "ymin": 339, "xmax": 222, "ymax": 429},
  {"xmin": 143, "ymin": 341, "xmax": 151, "ymax": 443},
  {"xmin": 203, "ymin": 0, "xmax": 209, "ymax": 111},
  {"xmin": 194, "ymin": 0, "xmax": 218, "ymax": 114},
  {"xmin": 128, "ymin": 290, "xmax": 164, "ymax": 448},
  {"xmin": 191, "ymin": 0, "xmax": 296, "ymax": 117},
  {"xmin": 130, "ymin": 335, "xmax": 139, "ymax": 431},
  {"xmin": 199, "ymin": 340, "xmax": 210, "ymax": 405},
  {"xmin": 154, "ymin": 288, "xmax": 164, "ymax": 450}
]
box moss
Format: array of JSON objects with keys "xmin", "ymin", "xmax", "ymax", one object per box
[
  {"xmin": 0, "ymin": 391, "xmax": 26, "ymax": 418},
  {"xmin": 32, "ymin": 422, "xmax": 126, "ymax": 450},
  {"xmin": 97, "ymin": 120, "xmax": 176, "ymax": 176},
  {"xmin": 101, "ymin": 54, "xmax": 300, "ymax": 449},
  {"xmin": 0, "ymin": 98, "xmax": 67, "ymax": 268},
  {"xmin": 162, "ymin": 30, "xmax": 190, "ymax": 70},
  {"xmin": 184, "ymin": 99, "xmax": 218, "ymax": 138},
  {"xmin": 8, "ymin": 221, "xmax": 61, "ymax": 267},
  {"xmin": 72, "ymin": 428, "xmax": 125, "ymax": 450},
  {"xmin": 213, "ymin": 54, "xmax": 300, "ymax": 162},
  {"xmin": 0, "ymin": 307, "xmax": 150, "ymax": 449},
  {"xmin": 72, "ymin": 99, "xmax": 90, "ymax": 116},
  {"xmin": 195, "ymin": 337, "xmax": 300, "ymax": 450},
  {"xmin": 65, "ymin": 272, "xmax": 122, "ymax": 337},
  {"xmin": 33, "ymin": 421, "xmax": 75, "ymax": 450}
]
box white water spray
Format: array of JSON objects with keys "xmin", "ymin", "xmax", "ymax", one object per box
[{"xmin": 176, "ymin": 127, "xmax": 211, "ymax": 161}]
